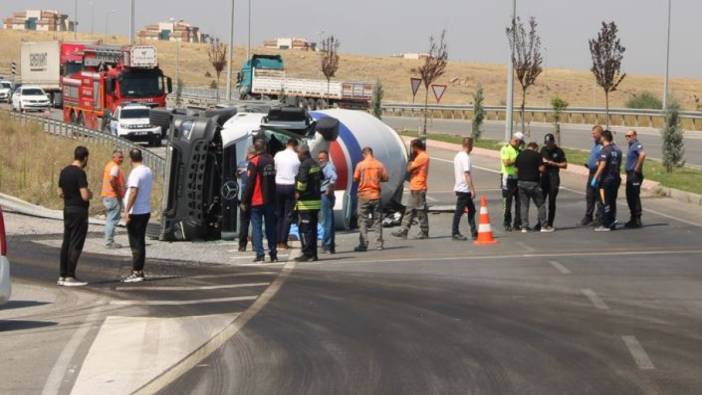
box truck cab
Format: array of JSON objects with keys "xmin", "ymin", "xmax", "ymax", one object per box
[{"xmin": 237, "ymin": 54, "xmax": 284, "ymax": 99}]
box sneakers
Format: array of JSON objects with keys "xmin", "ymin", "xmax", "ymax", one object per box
[
  {"xmin": 625, "ymin": 219, "xmax": 642, "ymax": 229},
  {"xmin": 391, "ymin": 230, "xmax": 408, "ymax": 240},
  {"xmin": 415, "ymin": 233, "xmax": 429, "ymax": 240},
  {"xmin": 294, "ymin": 255, "xmax": 318, "ymax": 262},
  {"xmin": 62, "ymin": 277, "xmax": 88, "ymax": 287},
  {"xmin": 504, "ymin": 224, "xmax": 513, "ymax": 232},
  {"xmin": 122, "ymin": 271, "xmax": 145, "ymax": 283},
  {"xmin": 353, "ymin": 245, "xmax": 368, "ymax": 252},
  {"xmin": 57, "ymin": 277, "xmax": 65, "ymax": 286},
  {"xmin": 269, "ymin": 255, "xmax": 279, "ymax": 263},
  {"xmin": 540, "ymin": 226, "xmax": 555, "ymax": 233},
  {"xmin": 594, "ymin": 226, "xmax": 611, "ymax": 232},
  {"xmin": 252, "ymin": 256, "xmax": 265, "ymax": 263},
  {"xmin": 579, "ymin": 217, "xmax": 593, "ymax": 227},
  {"xmin": 105, "ymin": 242, "xmax": 122, "ymax": 249},
  {"xmin": 521, "ymin": 228, "xmax": 528, "ymax": 233},
  {"xmin": 376, "ymin": 245, "xmax": 384, "ymax": 251},
  {"xmin": 452, "ymin": 233, "xmax": 468, "ymax": 241},
  {"xmin": 238, "ymin": 246, "xmax": 246, "ymax": 252}
]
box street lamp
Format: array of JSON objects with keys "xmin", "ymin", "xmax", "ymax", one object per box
[
  {"xmin": 89, "ymin": 1, "xmax": 94, "ymax": 36},
  {"xmin": 505, "ymin": 0, "xmax": 516, "ymax": 142},
  {"xmin": 663, "ymin": 0, "xmax": 672, "ymax": 109},
  {"xmin": 247, "ymin": 0, "xmax": 252, "ymax": 60},
  {"xmin": 129, "ymin": 0, "xmax": 136, "ymax": 44},
  {"xmin": 226, "ymin": 0, "xmax": 235, "ymax": 102},
  {"xmin": 170, "ymin": 17, "xmax": 183, "ymax": 96},
  {"xmin": 105, "ymin": 10, "xmax": 117, "ymax": 37},
  {"xmin": 73, "ymin": 0, "xmax": 78, "ymax": 39}
]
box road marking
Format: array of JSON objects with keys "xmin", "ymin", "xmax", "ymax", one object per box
[
  {"xmin": 188, "ymin": 271, "xmax": 278, "ymax": 280},
  {"xmin": 516, "ymin": 241, "xmax": 536, "ymax": 253},
  {"xmin": 431, "ymin": 156, "xmax": 501, "ymax": 175},
  {"xmin": 622, "ymin": 336, "xmax": 656, "ymax": 370},
  {"xmin": 41, "ymin": 299, "xmax": 106, "ymax": 395},
  {"xmin": 548, "ymin": 260, "xmax": 571, "ymax": 274},
  {"xmin": 581, "ymin": 289, "xmax": 609, "ymax": 310},
  {"xmin": 109, "ymin": 295, "xmax": 258, "ymax": 306},
  {"xmin": 133, "ymin": 261, "xmax": 297, "ymax": 394},
  {"xmin": 115, "ymin": 282, "xmax": 270, "ymax": 291}
]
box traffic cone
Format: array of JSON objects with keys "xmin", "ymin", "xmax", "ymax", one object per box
[{"xmin": 474, "ymin": 195, "xmax": 498, "ymax": 245}]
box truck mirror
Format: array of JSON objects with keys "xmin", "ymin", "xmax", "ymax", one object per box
[
  {"xmin": 236, "ymin": 72, "xmax": 241, "ymax": 83},
  {"xmin": 167, "ymin": 77, "xmax": 173, "ymax": 94},
  {"xmin": 105, "ymin": 78, "xmax": 115, "ymax": 94}
]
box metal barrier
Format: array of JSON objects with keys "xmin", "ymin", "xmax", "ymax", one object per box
[{"xmin": 4, "ymin": 110, "xmax": 166, "ymax": 179}]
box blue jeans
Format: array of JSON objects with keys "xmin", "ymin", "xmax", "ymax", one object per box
[
  {"xmin": 251, "ymin": 205, "xmax": 277, "ymax": 258},
  {"xmin": 320, "ymin": 194, "xmax": 335, "ymax": 251},
  {"xmin": 103, "ymin": 197, "xmax": 123, "ymax": 245}
]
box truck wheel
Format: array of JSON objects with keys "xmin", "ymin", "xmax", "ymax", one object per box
[
  {"xmin": 69, "ymin": 111, "xmax": 76, "ymax": 125},
  {"xmin": 76, "ymin": 113, "xmax": 84, "ymax": 127},
  {"xmin": 317, "ymin": 99, "xmax": 328, "ymax": 110}
]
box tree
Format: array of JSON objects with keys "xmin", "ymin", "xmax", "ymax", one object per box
[
  {"xmin": 208, "ymin": 39, "xmax": 227, "ymax": 102},
  {"xmin": 320, "ymin": 35, "xmax": 340, "ymax": 96},
  {"xmin": 589, "ymin": 21, "xmax": 626, "ymax": 128},
  {"xmin": 506, "ymin": 17, "xmax": 543, "ymax": 137},
  {"xmin": 372, "ymin": 79, "xmax": 384, "ymax": 119},
  {"xmin": 626, "ymin": 92, "xmax": 662, "ymax": 110},
  {"xmin": 175, "ymin": 78, "xmax": 184, "ymax": 107},
  {"xmin": 471, "ymin": 85, "xmax": 486, "ymax": 141},
  {"xmin": 661, "ymin": 103, "xmax": 685, "ymax": 172},
  {"xmin": 413, "ymin": 30, "xmax": 448, "ymax": 138},
  {"xmin": 550, "ymin": 96, "xmax": 569, "ymax": 146}
]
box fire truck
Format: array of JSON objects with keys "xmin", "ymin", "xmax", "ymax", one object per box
[{"xmin": 61, "ymin": 44, "xmax": 172, "ymax": 131}]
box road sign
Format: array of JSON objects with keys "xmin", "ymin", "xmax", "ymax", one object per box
[
  {"xmin": 410, "ymin": 78, "xmax": 422, "ymax": 101},
  {"xmin": 431, "ymin": 84, "xmax": 447, "ymax": 103}
]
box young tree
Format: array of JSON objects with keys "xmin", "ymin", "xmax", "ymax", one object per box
[
  {"xmin": 506, "ymin": 17, "xmax": 543, "ymax": 137},
  {"xmin": 413, "ymin": 30, "xmax": 448, "ymax": 138},
  {"xmin": 320, "ymin": 35, "xmax": 340, "ymax": 95},
  {"xmin": 208, "ymin": 39, "xmax": 228, "ymax": 101},
  {"xmin": 661, "ymin": 103, "xmax": 686, "ymax": 172},
  {"xmin": 550, "ymin": 96, "xmax": 569, "ymax": 145},
  {"xmin": 372, "ymin": 79, "xmax": 384, "ymax": 119},
  {"xmin": 471, "ymin": 85, "xmax": 486, "ymax": 141},
  {"xmin": 175, "ymin": 78, "xmax": 184, "ymax": 106},
  {"xmin": 589, "ymin": 21, "xmax": 626, "ymax": 128}
]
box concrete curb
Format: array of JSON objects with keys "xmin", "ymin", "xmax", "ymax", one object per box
[{"xmin": 0, "ymin": 192, "xmax": 108, "ymax": 226}]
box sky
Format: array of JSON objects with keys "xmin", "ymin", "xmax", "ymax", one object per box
[{"xmin": 2, "ymin": 0, "xmax": 699, "ymax": 78}]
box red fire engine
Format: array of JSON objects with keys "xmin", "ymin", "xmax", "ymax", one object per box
[{"xmin": 61, "ymin": 44, "xmax": 172, "ymax": 130}]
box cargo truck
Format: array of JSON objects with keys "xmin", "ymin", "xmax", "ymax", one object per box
[{"xmin": 236, "ymin": 54, "xmax": 373, "ymax": 110}]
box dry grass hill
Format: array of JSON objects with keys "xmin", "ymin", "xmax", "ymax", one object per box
[{"xmin": 1, "ymin": 29, "xmax": 701, "ymax": 110}]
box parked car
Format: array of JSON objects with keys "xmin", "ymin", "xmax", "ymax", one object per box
[
  {"xmin": 109, "ymin": 104, "xmax": 163, "ymax": 147},
  {"xmin": 0, "ymin": 80, "xmax": 13, "ymax": 103},
  {"xmin": 11, "ymin": 85, "xmax": 51, "ymax": 112},
  {"xmin": 0, "ymin": 207, "xmax": 11, "ymax": 305}
]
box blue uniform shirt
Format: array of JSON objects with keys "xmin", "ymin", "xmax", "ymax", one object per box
[
  {"xmin": 587, "ymin": 142, "xmax": 603, "ymax": 172},
  {"xmin": 599, "ymin": 143, "xmax": 623, "ymax": 183},
  {"xmin": 320, "ymin": 161, "xmax": 338, "ymax": 193},
  {"xmin": 626, "ymin": 139, "xmax": 644, "ymax": 172},
  {"xmin": 237, "ymin": 159, "xmax": 249, "ymax": 199}
]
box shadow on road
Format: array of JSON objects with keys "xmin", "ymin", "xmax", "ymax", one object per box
[
  {"xmin": 0, "ymin": 300, "xmax": 51, "ymax": 310},
  {"xmin": 0, "ymin": 320, "xmax": 58, "ymax": 332}
]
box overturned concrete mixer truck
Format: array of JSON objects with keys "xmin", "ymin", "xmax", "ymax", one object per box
[{"xmin": 152, "ymin": 105, "xmax": 409, "ymax": 241}]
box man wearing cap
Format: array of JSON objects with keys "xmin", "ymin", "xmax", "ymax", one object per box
[
  {"xmin": 624, "ymin": 130, "xmax": 646, "ymax": 228},
  {"xmin": 581, "ymin": 125, "xmax": 604, "ymax": 226},
  {"xmin": 539, "ymin": 133, "xmax": 568, "ymax": 229},
  {"xmin": 500, "ymin": 132, "xmax": 524, "ymax": 231}
]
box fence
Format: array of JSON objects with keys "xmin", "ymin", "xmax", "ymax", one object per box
[{"xmin": 5, "ymin": 110, "xmax": 166, "ymax": 179}]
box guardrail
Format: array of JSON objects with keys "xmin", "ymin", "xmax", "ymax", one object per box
[{"xmin": 5, "ymin": 110, "xmax": 166, "ymax": 179}]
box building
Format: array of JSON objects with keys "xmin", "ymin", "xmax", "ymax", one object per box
[
  {"xmin": 391, "ymin": 53, "xmax": 431, "ymax": 60},
  {"xmin": 263, "ymin": 37, "xmax": 314, "ymax": 51},
  {"xmin": 2, "ymin": 10, "xmax": 73, "ymax": 32},
  {"xmin": 138, "ymin": 20, "xmax": 210, "ymax": 43}
]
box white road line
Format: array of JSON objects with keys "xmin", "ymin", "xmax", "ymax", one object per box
[
  {"xmin": 622, "ymin": 336, "xmax": 656, "ymax": 370},
  {"xmin": 109, "ymin": 295, "xmax": 258, "ymax": 306},
  {"xmin": 548, "ymin": 260, "xmax": 571, "ymax": 274},
  {"xmin": 41, "ymin": 300, "xmax": 106, "ymax": 395},
  {"xmin": 581, "ymin": 289, "xmax": 609, "ymax": 310},
  {"xmin": 188, "ymin": 271, "xmax": 277, "ymax": 280},
  {"xmin": 516, "ymin": 241, "xmax": 536, "ymax": 253},
  {"xmin": 115, "ymin": 282, "xmax": 271, "ymax": 291},
  {"xmin": 133, "ymin": 261, "xmax": 297, "ymax": 394}
]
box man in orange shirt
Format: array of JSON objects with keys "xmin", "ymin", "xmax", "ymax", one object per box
[
  {"xmin": 393, "ymin": 139, "xmax": 430, "ymax": 239},
  {"xmin": 353, "ymin": 147, "xmax": 389, "ymax": 252},
  {"xmin": 101, "ymin": 150, "xmax": 125, "ymax": 248}
]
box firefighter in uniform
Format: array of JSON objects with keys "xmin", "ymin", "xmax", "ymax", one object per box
[{"xmin": 294, "ymin": 144, "xmax": 322, "ymax": 262}]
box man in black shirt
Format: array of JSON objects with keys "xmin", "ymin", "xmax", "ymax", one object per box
[
  {"xmin": 57, "ymin": 146, "xmax": 92, "ymax": 287},
  {"xmin": 515, "ymin": 142, "xmax": 553, "ymax": 232},
  {"xmin": 539, "ymin": 133, "xmax": 568, "ymax": 229}
]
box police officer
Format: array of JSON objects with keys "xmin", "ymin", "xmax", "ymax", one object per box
[
  {"xmin": 591, "ymin": 129, "xmax": 622, "ymax": 232},
  {"xmin": 624, "ymin": 130, "xmax": 646, "ymax": 228},
  {"xmin": 294, "ymin": 144, "xmax": 322, "ymax": 262},
  {"xmin": 581, "ymin": 125, "xmax": 603, "ymax": 226},
  {"xmin": 538, "ymin": 133, "xmax": 567, "ymax": 229},
  {"xmin": 500, "ymin": 132, "xmax": 524, "ymax": 231}
]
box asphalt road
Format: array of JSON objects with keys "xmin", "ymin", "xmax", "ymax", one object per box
[{"xmin": 385, "ymin": 115, "xmax": 702, "ymax": 168}]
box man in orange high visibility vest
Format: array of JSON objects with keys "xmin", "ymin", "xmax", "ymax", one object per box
[{"xmin": 101, "ymin": 150, "xmax": 125, "ymax": 248}]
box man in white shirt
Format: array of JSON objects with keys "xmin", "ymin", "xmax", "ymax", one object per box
[
  {"xmin": 273, "ymin": 138, "xmax": 300, "ymax": 249},
  {"xmin": 452, "ymin": 137, "xmax": 478, "ymax": 241},
  {"xmin": 123, "ymin": 149, "xmax": 153, "ymax": 283}
]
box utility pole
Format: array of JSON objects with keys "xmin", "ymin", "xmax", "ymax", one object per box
[
  {"xmin": 105, "ymin": 10, "xmax": 117, "ymax": 37},
  {"xmin": 226, "ymin": 0, "xmax": 235, "ymax": 103},
  {"xmin": 170, "ymin": 18, "xmax": 182, "ymax": 94},
  {"xmin": 129, "ymin": 0, "xmax": 135, "ymax": 44},
  {"xmin": 89, "ymin": 1, "xmax": 94, "ymax": 36},
  {"xmin": 505, "ymin": 0, "xmax": 516, "ymax": 142},
  {"xmin": 247, "ymin": 0, "xmax": 252, "ymax": 60},
  {"xmin": 663, "ymin": 0, "xmax": 672, "ymax": 109},
  {"xmin": 73, "ymin": 0, "xmax": 78, "ymax": 40}
]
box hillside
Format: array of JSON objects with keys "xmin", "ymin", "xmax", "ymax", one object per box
[{"xmin": 1, "ymin": 29, "xmax": 701, "ymax": 109}]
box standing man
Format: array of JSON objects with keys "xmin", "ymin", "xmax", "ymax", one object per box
[
  {"xmin": 581, "ymin": 125, "xmax": 604, "ymax": 226},
  {"xmin": 123, "ymin": 149, "xmax": 153, "ymax": 283},
  {"xmin": 318, "ymin": 150, "xmax": 338, "ymax": 254},
  {"xmin": 353, "ymin": 147, "xmax": 389, "ymax": 252},
  {"xmin": 58, "ymin": 146, "xmax": 92, "ymax": 287},
  {"xmin": 591, "ymin": 130, "xmax": 622, "ymax": 232},
  {"xmin": 242, "ymin": 138, "xmax": 278, "ymax": 262},
  {"xmin": 237, "ymin": 146, "xmax": 256, "ymax": 252},
  {"xmin": 451, "ymin": 137, "xmax": 478, "ymax": 241},
  {"xmin": 274, "ymin": 138, "xmax": 300, "ymax": 250},
  {"xmin": 500, "ymin": 132, "xmax": 524, "ymax": 231},
  {"xmin": 515, "ymin": 142, "xmax": 553, "ymax": 232},
  {"xmin": 624, "ymin": 130, "xmax": 646, "ymax": 228},
  {"xmin": 539, "ymin": 133, "xmax": 567, "ymax": 229},
  {"xmin": 101, "ymin": 150, "xmax": 125, "ymax": 249},
  {"xmin": 393, "ymin": 139, "xmax": 430, "ymax": 240},
  {"xmin": 294, "ymin": 145, "xmax": 322, "ymax": 262}
]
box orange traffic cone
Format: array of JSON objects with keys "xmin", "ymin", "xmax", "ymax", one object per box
[{"xmin": 474, "ymin": 195, "xmax": 498, "ymax": 245}]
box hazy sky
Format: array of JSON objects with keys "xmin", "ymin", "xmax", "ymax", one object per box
[{"xmin": 2, "ymin": 0, "xmax": 699, "ymax": 78}]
